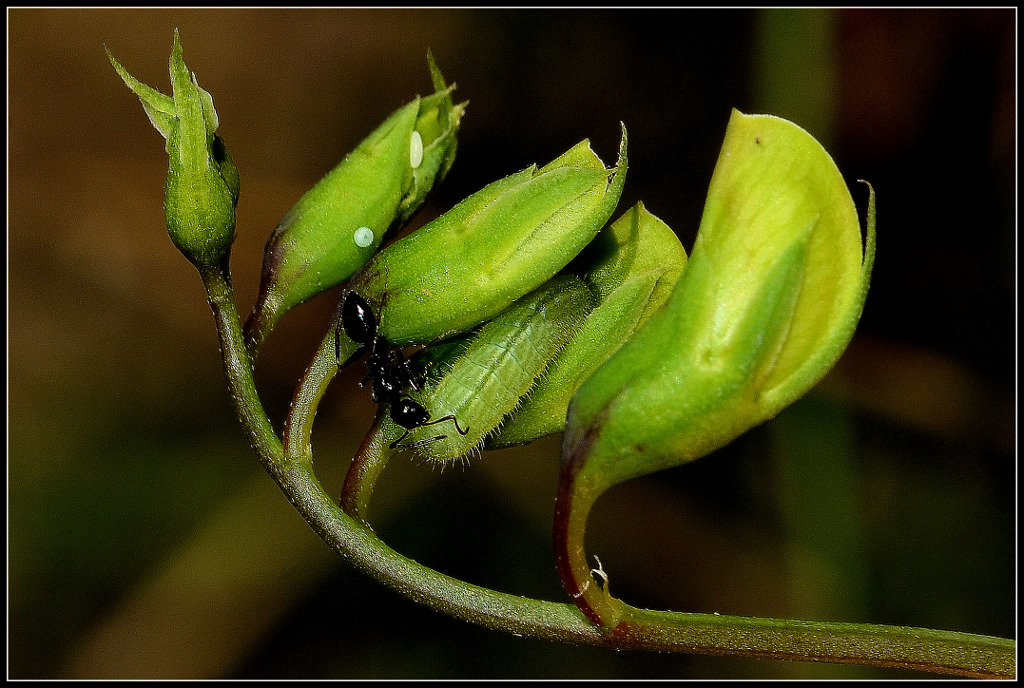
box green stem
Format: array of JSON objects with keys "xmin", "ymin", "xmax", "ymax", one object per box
[
  {"xmin": 241, "ymin": 290, "xmax": 285, "ymax": 362},
  {"xmin": 199, "ymin": 260, "xmax": 1015, "ymax": 679},
  {"xmin": 284, "ymin": 320, "xmax": 400, "ymax": 523},
  {"xmin": 553, "ymin": 467, "xmax": 623, "ymax": 626},
  {"xmin": 200, "ymin": 260, "xmax": 283, "ymax": 470},
  {"xmin": 606, "ymin": 607, "xmax": 1014, "ymax": 678},
  {"xmin": 338, "ymin": 411, "xmax": 399, "ymax": 522},
  {"xmin": 283, "ymin": 323, "xmax": 343, "ymax": 465}
]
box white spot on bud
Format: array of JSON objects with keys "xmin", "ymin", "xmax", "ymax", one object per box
[
  {"xmin": 409, "ymin": 131, "xmax": 424, "ymax": 169},
  {"xmin": 353, "ymin": 226, "xmax": 374, "ymax": 248}
]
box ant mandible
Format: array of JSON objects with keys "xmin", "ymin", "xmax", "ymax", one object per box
[{"xmin": 336, "ymin": 291, "xmax": 469, "ymax": 450}]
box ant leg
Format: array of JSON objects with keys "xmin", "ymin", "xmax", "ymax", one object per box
[
  {"xmin": 390, "ymin": 429, "xmax": 449, "ymax": 450},
  {"xmin": 404, "ymin": 359, "xmax": 427, "ymax": 391},
  {"xmin": 389, "ymin": 416, "xmax": 469, "ymax": 450},
  {"xmin": 336, "ymin": 326, "xmax": 367, "ymax": 369},
  {"xmin": 339, "ymin": 346, "xmax": 367, "ymax": 370},
  {"xmin": 416, "ymin": 414, "xmax": 469, "ymax": 437},
  {"xmin": 424, "ymin": 414, "xmax": 470, "ymax": 436},
  {"xmin": 389, "ymin": 429, "xmax": 410, "ymax": 450},
  {"xmin": 391, "ymin": 434, "xmax": 449, "ymax": 451}
]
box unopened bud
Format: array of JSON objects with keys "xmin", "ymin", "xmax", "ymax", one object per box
[
  {"xmin": 349, "ymin": 127, "xmax": 627, "ymax": 346},
  {"xmin": 556, "ymin": 110, "xmax": 876, "ymax": 625},
  {"xmin": 108, "ymin": 30, "xmax": 238, "ymax": 272},
  {"xmin": 246, "ymin": 52, "xmax": 465, "ymax": 350},
  {"xmin": 488, "ymin": 202, "xmax": 686, "ymax": 448}
]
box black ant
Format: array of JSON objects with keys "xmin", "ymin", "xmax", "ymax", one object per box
[{"xmin": 336, "ymin": 291, "xmax": 468, "ymax": 450}]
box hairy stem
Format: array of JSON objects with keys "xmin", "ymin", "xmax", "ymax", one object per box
[
  {"xmin": 283, "ymin": 323, "xmax": 343, "ymax": 466},
  {"xmin": 338, "ymin": 411, "xmax": 399, "ymax": 522},
  {"xmin": 201, "ymin": 261, "xmax": 283, "ymax": 470}
]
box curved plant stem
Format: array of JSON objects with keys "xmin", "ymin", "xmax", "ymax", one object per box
[
  {"xmin": 283, "ymin": 323, "xmax": 344, "ymax": 466},
  {"xmin": 337, "ymin": 412, "xmax": 399, "ymax": 522},
  {"xmin": 283, "ymin": 320, "xmax": 401, "ymax": 523},
  {"xmin": 201, "ymin": 260, "xmax": 283, "ymax": 469},
  {"xmin": 198, "ymin": 261, "xmax": 1016, "ymax": 679}
]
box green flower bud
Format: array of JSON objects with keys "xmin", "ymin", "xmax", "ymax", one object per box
[
  {"xmin": 556, "ymin": 110, "xmax": 875, "ymax": 625},
  {"xmin": 107, "ymin": 31, "xmax": 238, "ymax": 273},
  {"xmin": 396, "ymin": 275, "xmax": 595, "ymax": 464},
  {"xmin": 247, "ymin": 52, "xmax": 465, "ymax": 350},
  {"xmin": 348, "ymin": 127, "xmax": 627, "ymax": 346},
  {"xmin": 487, "ymin": 202, "xmax": 686, "ymax": 448}
]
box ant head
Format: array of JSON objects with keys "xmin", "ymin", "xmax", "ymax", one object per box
[
  {"xmin": 341, "ymin": 291, "xmax": 377, "ymax": 346},
  {"xmin": 391, "ymin": 397, "xmax": 430, "ymax": 430}
]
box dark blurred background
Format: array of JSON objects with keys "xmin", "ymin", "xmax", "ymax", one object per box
[{"xmin": 8, "ymin": 8, "xmax": 1015, "ymax": 679}]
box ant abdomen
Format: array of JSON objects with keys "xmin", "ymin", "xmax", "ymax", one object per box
[{"xmin": 341, "ymin": 291, "xmax": 377, "ymax": 347}]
